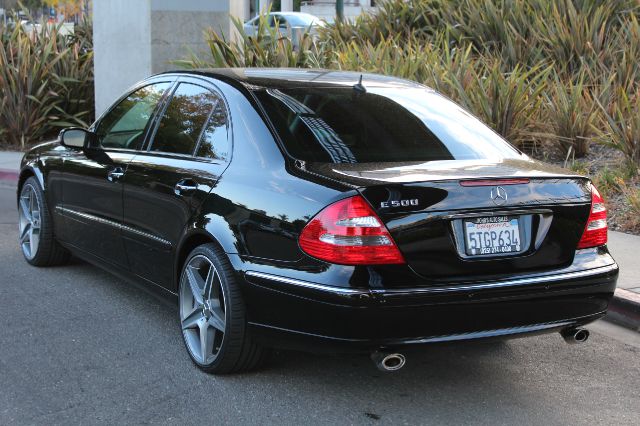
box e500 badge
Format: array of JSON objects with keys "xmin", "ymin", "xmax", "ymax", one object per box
[{"xmin": 380, "ymin": 199, "xmax": 419, "ymax": 208}]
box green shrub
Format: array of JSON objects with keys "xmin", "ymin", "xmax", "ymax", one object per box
[
  {"xmin": 596, "ymin": 87, "xmax": 640, "ymax": 166},
  {"xmin": 0, "ymin": 18, "xmax": 94, "ymax": 149},
  {"xmin": 591, "ymin": 163, "xmax": 636, "ymax": 198},
  {"xmin": 616, "ymin": 178, "xmax": 640, "ymax": 231},
  {"xmin": 543, "ymin": 71, "xmax": 597, "ymax": 158},
  {"xmin": 568, "ymin": 160, "xmax": 590, "ymax": 176},
  {"xmin": 623, "ymin": 186, "xmax": 640, "ymax": 227},
  {"xmin": 0, "ymin": 23, "xmax": 66, "ymax": 149},
  {"xmin": 532, "ymin": 0, "xmax": 620, "ymax": 76},
  {"xmin": 592, "ymin": 168, "xmax": 624, "ymax": 199},
  {"xmin": 174, "ymin": 15, "xmax": 319, "ymax": 69},
  {"xmin": 51, "ymin": 19, "xmax": 94, "ymax": 128},
  {"xmin": 447, "ymin": 59, "xmax": 550, "ymax": 149}
]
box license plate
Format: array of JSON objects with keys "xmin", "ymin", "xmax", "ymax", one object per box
[{"xmin": 464, "ymin": 216, "xmax": 521, "ymax": 256}]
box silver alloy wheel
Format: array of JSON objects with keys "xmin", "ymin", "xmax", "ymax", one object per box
[
  {"xmin": 180, "ymin": 254, "xmax": 227, "ymax": 365},
  {"xmin": 18, "ymin": 184, "xmax": 41, "ymax": 260}
]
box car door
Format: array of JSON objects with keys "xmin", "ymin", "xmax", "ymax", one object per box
[
  {"xmin": 122, "ymin": 78, "xmax": 232, "ymax": 289},
  {"xmin": 59, "ymin": 81, "xmax": 173, "ymax": 268}
]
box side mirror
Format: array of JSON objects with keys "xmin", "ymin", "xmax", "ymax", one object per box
[{"xmin": 60, "ymin": 128, "xmax": 94, "ymax": 149}]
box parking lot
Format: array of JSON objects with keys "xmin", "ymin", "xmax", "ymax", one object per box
[{"xmin": 1, "ymin": 182, "xmax": 639, "ymax": 425}]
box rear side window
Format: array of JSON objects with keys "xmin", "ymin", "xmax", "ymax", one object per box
[
  {"xmin": 196, "ymin": 100, "xmax": 230, "ymax": 161},
  {"xmin": 253, "ymin": 87, "xmax": 521, "ymax": 163},
  {"xmin": 151, "ymin": 83, "xmax": 219, "ymax": 156}
]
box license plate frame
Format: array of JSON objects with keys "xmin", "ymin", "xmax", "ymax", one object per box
[{"xmin": 463, "ymin": 216, "xmax": 522, "ymax": 256}]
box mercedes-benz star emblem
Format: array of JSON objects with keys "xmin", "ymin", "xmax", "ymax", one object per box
[{"xmin": 490, "ymin": 186, "xmax": 508, "ymax": 206}]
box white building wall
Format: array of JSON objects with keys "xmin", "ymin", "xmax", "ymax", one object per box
[
  {"xmin": 149, "ymin": 0, "xmax": 231, "ymax": 76},
  {"xmin": 281, "ymin": 0, "xmax": 293, "ymax": 12},
  {"xmin": 93, "ymin": 0, "xmax": 152, "ymax": 116},
  {"xmin": 93, "ymin": 0, "xmax": 237, "ymax": 116}
]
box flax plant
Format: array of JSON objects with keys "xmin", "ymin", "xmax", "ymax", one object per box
[
  {"xmin": 0, "ymin": 23, "xmax": 68, "ymax": 149},
  {"xmin": 174, "ymin": 14, "xmax": 318, "ymax": 69},
  {"xmin": 0, "ymin": 18, "xmax": 94, "ymax": 149},
  {"xmin": 544, "ymin": 71, "xmax": 597, "ymax": 157},
  {"xmin": 596, "ymin": 87, "xmax": 640, "ymax": 166},
  {"xmin": 448, "ymin": 60, "xmax": 550, "ymax": 148}
]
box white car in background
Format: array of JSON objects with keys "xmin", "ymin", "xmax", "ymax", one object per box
[{"xmin": 243, "ymin": 11, "xmax": 325, "ymax": 45}]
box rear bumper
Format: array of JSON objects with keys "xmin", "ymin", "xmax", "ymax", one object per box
[{"xmin": 234, "ymin": 255, "xmax": 618, "ymax": 353}]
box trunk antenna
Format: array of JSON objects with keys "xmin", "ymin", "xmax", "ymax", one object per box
[{"xmin": 353, "ymin": 75, "xmax": 366, "ymax": 93}]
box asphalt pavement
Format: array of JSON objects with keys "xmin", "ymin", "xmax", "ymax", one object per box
[{"xmin": 1, "ymin": 182, "xmax": 639, "ymax": 425}]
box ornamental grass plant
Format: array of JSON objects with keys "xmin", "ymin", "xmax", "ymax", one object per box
[{"xmin": 0, "ymin": 17, "xmax": 93, "ymax": 149}]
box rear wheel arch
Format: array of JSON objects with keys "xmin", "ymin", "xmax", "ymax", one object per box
[
  {"xmin": 177, "ymin": 240, "xmax": 269, "ymax": 373},
  {"xmin": 175, "ymin": 230, "xmax": 227, "ymax": 292}
]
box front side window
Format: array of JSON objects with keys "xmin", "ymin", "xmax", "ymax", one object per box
[
  {"xmin": 150, "ymin": 83, "xmax": 219, "ymax": 156},
  {"xmin": 253, "ymin": 87, "xmax": 522, "ymax": 164},
  {"xmin": 95, "ymin": 82, "xmax": 171, "ymax": 150}
]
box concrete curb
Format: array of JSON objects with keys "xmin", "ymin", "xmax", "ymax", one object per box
[
  {"xmin": 605, "ymin": 289, "xmax": 640, "ymax": 332},
  {"xmin": 0, "ymin": 169, "xmax": 19, "ymax": 182}
]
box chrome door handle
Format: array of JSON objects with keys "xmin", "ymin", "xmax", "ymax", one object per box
[
  {"xmin": 174, "ymin": 179, "xmax": 198, "ymax": 195},
  {"xmin": 107, "ymin": 167, "xmax": 124, "ymax": 182}
]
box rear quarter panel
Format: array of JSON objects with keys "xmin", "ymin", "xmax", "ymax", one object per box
[{"xmin": 195, "ymin": 80, "xmax": 350, "ymax": 262}]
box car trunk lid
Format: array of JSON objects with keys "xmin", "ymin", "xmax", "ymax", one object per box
[{"xmin": 304, "ymin": 159, "xmax": 592, "ymax": 283}]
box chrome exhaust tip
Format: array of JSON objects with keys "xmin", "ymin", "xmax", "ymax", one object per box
[
  {"xmin": 561, "ymin": 327, "xmax": 590, "ymax": 344},
  {"xmin": 371, "ymin": 351, "xmax": 406, "ymax": 372}
]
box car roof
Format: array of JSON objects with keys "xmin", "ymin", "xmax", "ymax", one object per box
[
  {"xmin": 247, "ymin": 12, "xmax": 318, "ymax": 21},
  {"xmin": 270, "ymin": 12, "xmax": 316, "ymax": 17},
  {"xmin": 165, "ymin": 68, "xmax": 427, "ymax": 91}
]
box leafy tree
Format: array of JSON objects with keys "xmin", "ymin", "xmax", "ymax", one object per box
[{"xmin": 43, "ymin": 0, "xmax": 83, "ymax": 18}]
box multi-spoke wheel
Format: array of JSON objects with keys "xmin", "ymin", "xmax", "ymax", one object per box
[
  {"xmin": 178, "ymin": 243, "xmax": 268, "ymax": 374},
  {"xmin": 180, "ymin": 255, "xmax": 227, "ymax": 365},
  {"xmin": 18, "ymin": 177, "xmax": 69, "ymax": 266}
]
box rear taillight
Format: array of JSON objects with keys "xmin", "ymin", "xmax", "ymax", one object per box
[
  {"xmin": 577, "ymin": 184, "xmax": 608, "ymax": 249},
  {"xmin": 299, "ymin": 195, "xmax": 405, "ymax": 265}
]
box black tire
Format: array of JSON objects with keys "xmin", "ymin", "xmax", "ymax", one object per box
[
  {"xmin": 178, "ymin": 243, "xmax": 268, "ymax": 374},
  {"xmin": 18, "ymin": 177, "xmax": 70, "ymax": 267}
]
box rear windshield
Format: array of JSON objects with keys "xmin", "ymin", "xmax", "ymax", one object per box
[{"xmin": 253, "ymin": 87, "xmax": 521, "ymax": 163}]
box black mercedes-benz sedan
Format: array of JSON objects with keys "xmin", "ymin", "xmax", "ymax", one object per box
[{"xmin": 17, "ymin": 69, "xmax": 618, "ymax": 373}]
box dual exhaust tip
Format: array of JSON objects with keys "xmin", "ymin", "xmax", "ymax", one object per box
[
  {"xmin": 561, "ymin": 327, "xmax": 590, "ymax": 344},
  {"xmin": 370, "ymin": 327, "xmax": 589, "ymax": 372},
  {"xmin": 371, "ymin": 351, "xmax": 406, "ymax": 372}
]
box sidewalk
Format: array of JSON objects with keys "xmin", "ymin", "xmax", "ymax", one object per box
[
  {"xmin": 604, "ymin": 232, "xmax": 640, "ymax": 330},
  {"xmin": 0, "ymin": 151, "xmax": 22, "ymax": 182},
  {"xmin": 608, "ymin": 232, "xmax": 640, "ymax": 293},
  {"xmin": 0, "ymin": 150, "xmax": 638, "ymax": 329}
]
